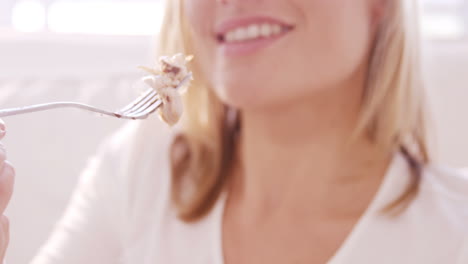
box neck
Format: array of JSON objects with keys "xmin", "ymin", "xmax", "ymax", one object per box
[{"xmin": 229, "ymin": 81, "xmax": 391, "ymax": 220}]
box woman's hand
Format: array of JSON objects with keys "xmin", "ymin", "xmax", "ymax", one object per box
[{"xmin": 0, "ymin": 119, "xmax": 15, "ymax": 263}]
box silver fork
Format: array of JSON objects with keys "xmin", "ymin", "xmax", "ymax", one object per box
[{"xmin": 0, "ymin": 74, "xmax": 192, "ymax": 120}]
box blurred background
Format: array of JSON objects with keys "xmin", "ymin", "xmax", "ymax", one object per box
[{"xmin": 0, "ymin": 0, "xmax": 467, "ymax": 263}]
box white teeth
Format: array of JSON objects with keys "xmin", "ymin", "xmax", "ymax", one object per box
[
  {"xmin": 223, "ymin": 23, "xmax": 285, "ymax": 43},
  {"xmin": 247, "ymin": 24, "xmax": 260, "ymax": 39},
  {"xmin": 234, "ymin": 27, "xmax": 248, "ymax": 41},
  {"xmin": 260, "ymin": 23, "xmax": 272, "ymax": 37},
  {"xmin": 272, "ymin": 24, "xmax": 281, "ymax": 35},
  {"xmin": 225, "ymin": 31, "xmax": 235, "ymax": 42}
]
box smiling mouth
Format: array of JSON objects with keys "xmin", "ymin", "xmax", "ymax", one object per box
[
  {"xmin": 216, "ymin": 23, "xmax": 294, "ymax": 44},
  {"xmin": 214, "ymin": 16, "xmax": 295, "ymax": 56}
]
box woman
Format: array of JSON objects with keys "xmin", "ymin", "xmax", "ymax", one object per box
[{"xmin": 0, "ymin": 0, "xmax": 467, "ymax": 263}]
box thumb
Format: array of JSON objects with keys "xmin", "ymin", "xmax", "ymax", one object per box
[
  {"xmin": 0, "ymin": 161, "xmax": 14, "ymax": 214},
  {"xmin": 0, "ymin": 119, "xmax": 5, "ymax": 140}
]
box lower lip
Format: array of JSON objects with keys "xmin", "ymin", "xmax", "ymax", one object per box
[{"xmin": 219, "ymin": 30, "xmax": 291, "ymax": 57}]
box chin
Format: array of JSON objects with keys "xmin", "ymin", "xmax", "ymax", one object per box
[
  {"xmin": 216, "ymin": 88, "xmax": 258, "ymax": 109},
  {"xmin": 211, "ymin": 76, "xmax": 265, "ymax": 108},
  {"xmin": 216, "ymin": 86, "xmax": 285, "ymax": 111}
]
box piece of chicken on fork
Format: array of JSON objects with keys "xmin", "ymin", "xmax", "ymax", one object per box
[{"xmin": 141, "ymin": 53, "xmax": 194, "ymax": 126}]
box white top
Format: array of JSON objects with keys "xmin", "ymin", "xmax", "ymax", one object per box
[{"xmin": 30, "ymin": 119, "xmax": 468, "ymax": 264}]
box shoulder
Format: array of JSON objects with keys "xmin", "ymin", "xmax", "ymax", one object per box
[
  {"xmin": 92, "ymin": 117, "xmax": 180, "ymax": 211},
  {"xmin": 417, "ymin": 162, "xmax": 468, "ymax": 233},
  {"xmin": 105, "ymin": 116, "xmax": 176, "ymax": 153},
  {"xmin": 422, "ymin": 162, "xmax": 468, "ymax": 201},
  {"xmin": 99, "ymin": 116, "xmax": 178, "ymax": 169},
  {"xmin": 422, "ymin": 163, "xmax": 468, "ymax": 262}
]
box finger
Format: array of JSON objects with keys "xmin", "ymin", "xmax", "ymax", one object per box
[
  {"xmin": 0, "ymin": 144, "xmax": 5, "ymax": 173},
  {"xmin": 0, "ymin": 215, "xmax": 9, "ymax": 242},
  {"xmin": 0, "ymin": 215, "xmax": 9, "ymax": 261},
  {"xmin": 0, "ymin": 119, "xmax": 5, "ymax": 140},
  {"xmin": 0, "ymin": 162, "xmax": 15, "ymax": 214}
]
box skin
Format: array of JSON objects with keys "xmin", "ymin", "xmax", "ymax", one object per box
[
  {"xmin": 0, "ymin": 0, "xmax": 390, "ymax": 262},
  {"xmin": 185, "ymin": 0, "xmax": 391, "ymax": 263},
  {"xmin": 0, "ymin": 119, "xmax": 15, "ymax": 263}
]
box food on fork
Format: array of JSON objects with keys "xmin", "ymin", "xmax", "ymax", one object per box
[{"xmin": 140, "ymin": 53, "xmax": 193, "ymax": 126}]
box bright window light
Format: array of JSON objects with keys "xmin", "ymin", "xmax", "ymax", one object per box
[
  {"xmin": 421, "ymin": 14, "xmax": 465, "ymax": 40},
  {"xmin": 47, "ymin": 2, "xmax": 163, "ymax": 35},
  {"xmin": 11, "ymin": 0, "xmax": 46, "ymax": 32}
]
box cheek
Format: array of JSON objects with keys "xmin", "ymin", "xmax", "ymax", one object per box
[
  {"xmin": 244, "ymin": 0, "xmax": 374, "ymax": 109},
  {"xmin": 184, "ymin": 0, "xmax": 210, "ymax": 27},
  {"xmin": 297, "ymin": 1, "xmax": 372, "ymax": 87},
  {"xmin": 183, "ymin": 0, "xmax": 217, "ymax": 79}
]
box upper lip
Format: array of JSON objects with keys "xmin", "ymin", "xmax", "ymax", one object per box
[{"xmin": 214, "ymin": 15, "xmax": 294, "ymax": 39}]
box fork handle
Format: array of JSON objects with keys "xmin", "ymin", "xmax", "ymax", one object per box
[{"xmin": 0, "ymin": 102, "xmax": 119, "ymax": 118}]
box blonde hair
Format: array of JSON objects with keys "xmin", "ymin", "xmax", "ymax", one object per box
[{"xmin": 158, "ymin": 0, "xmax": 429, "ymax": 222}]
